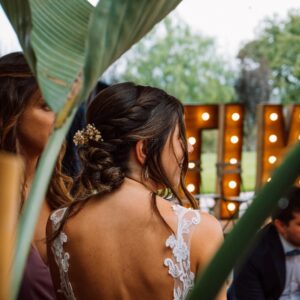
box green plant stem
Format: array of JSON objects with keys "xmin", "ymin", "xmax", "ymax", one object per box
[
  {"xmin": 12, "ymin": 109, "xmax": 77, "ymax": 300},
  {"xmin": 188, "ymin": 142, "xmax": 300, "ymax": 300}
]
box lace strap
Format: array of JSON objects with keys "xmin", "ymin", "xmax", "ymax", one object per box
[
  {"xmin": 164, "ymin": 205, "xmax": 201, "ymax": 300},
  {"xmin": 50, "ymin": 208, "xmax": 76, "ymax": 300}
]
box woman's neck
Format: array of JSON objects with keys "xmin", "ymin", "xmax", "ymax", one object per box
[
  {"xmin": 21, "ymin": 150, "xmax": 39, "ymax": 189},
  {"xmin": 124, "ymin": 175, "xmax": 157, "ymax": 194}
]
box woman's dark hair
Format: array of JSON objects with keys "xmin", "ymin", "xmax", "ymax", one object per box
[
  {"xmin": 77, "ymin": 82, "xmax": 198, "ymax": 207},
  {"xmin": 0, "ymin": 52, "xmax": 72, "ymax": 209},
  {"xmin": 51, "ymin": 82, "xmax": 199, "ymax": 240},
  {"xmin": 272, "ymin": 186, "xmax": 300, "ymax": 225}
]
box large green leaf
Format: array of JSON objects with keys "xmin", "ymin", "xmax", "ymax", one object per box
[
  {"xmin": 3, "ymin": 0, "xmax": 182, "ymax": 125},
  {"xmin": 188, "ymin": 142, "xmax": 300, "ymax": 300},
  {"xmin": 0, "ymin": 1, "xmax": 182, "ymax": 299},
  {"xmin": 1, "ymin": 0, "xmax": 35, "ymax": 70},
  {"xmin": 3, "ymin": 2, "xmax": 300, "ymax": 299},
  {"xmin": 1, "ymin": 0, "xmax": 92, "ymax": 119},
  {"xmin": 81, "ymin": 0, "xmax": 182, "ymax": 98},
  {"xmin": 30, "ymin": 0, "xmax": 93, "ymax": 116},
  {"xmin": 12, "ymin": 111, "xmax": 76, "ymax": 300}
]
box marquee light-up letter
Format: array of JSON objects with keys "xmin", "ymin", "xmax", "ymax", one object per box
[
  {"xmin": 184, "ymin": 103, "xmax": 244, "ymax": 219},
  {"xmin": 256, "ymin": 104, "xmax": 300, "ymax": 189},
  {"xmin": 184, "ymin": 105, "xmax": 219, "ymax": 196}
]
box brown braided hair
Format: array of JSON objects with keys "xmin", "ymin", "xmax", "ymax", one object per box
[
  {"xmin": 51, "ymin": 82, "xmax": 199, "ymax": 237},
  {"xmin": 76, "ymin": 82, "xmax": 197, "ymax": 208}
]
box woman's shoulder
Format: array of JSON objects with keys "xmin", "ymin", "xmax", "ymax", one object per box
[
  {"xmin": 192, "ymin": 211, "xmax": 223, "ymax": 246},
  {"xmin": 190, "ymin": 211, "xmax": 223, "ymax": 272},
  {"xmin": 198, "ymin": 211, "xmax": 222, "ymax": 231},
  {"xmin": 166, "ymin": 203, "xmax": 222, "ymax": 237},
  {"xmin": 170, "ymin": 203, "xmax": 201, "ymax": 225}
]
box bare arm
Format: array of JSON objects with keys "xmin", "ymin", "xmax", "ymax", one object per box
[{"xmin": 191, "ymin": 212, "xmax": 227, "ymax": 300}]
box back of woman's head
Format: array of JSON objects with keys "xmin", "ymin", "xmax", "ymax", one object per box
[
  {"xmin": 0, "ymin": 52, "xmax": 37, "ymax": 152},
  {"xmin": 78, "ymin": 82, "xmax": 197, "ymax": 208}
]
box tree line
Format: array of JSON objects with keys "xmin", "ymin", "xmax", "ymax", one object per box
[{"xmin": 102, "ymin": 10, "xmax": 300, "ymax": 150}]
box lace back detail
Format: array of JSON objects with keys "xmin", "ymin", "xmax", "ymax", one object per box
[
  {"xmin": 50, "ymin": 207, "xmax": 76, "ymax": 300},
  {"xmin": 164, "ymin": 205, "xmax": 201, "ymax": 300}
]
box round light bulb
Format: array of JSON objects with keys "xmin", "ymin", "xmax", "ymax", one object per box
[
  {"xmin": 229, "ymin": 158, "xmax": 238, "ymax": 164},
  {"xmin": 201, "ymin": 112, "xmax": 210, "ymax": 121},
  {"xmin": 269, "ymin": 135, "xmax": 277, "ymax": 143},
  {"xmin": 269, "ymin": 113, "xmax": 278, "ymax": 121},
  {"xmin": 228, "ymin": 180, "xmax": 237, "ymax": 189},
  {"xmin": 268, "ymin": 155, "xmax": 277, "ymax": 164},
  {"xmin": 231, "ymin": 113, "xmax": 240, "ymax": 121},
  {"xmin": 187, "ymin": 184, "xmax": 195, "ymax": 192},
  {"xmin": 188, "ymin": 137, "xmax": 196, "ymax": 145},
  {"xmin": 230, "ymin": 136, "xmax": 239, "ymax": 144},
  {"xmin": 188, "ymin": 162, "xmax": 196, "ymax": 169},
  {"xmin": 267, "ymin": 177, "xmax": 272, "ymax": 182},
  {"xmin": 227, "ymin": 202, "xmax": 237, "ymax": 212}
]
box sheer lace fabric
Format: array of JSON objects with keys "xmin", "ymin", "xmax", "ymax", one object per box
[
  {"xmin": 164, "ymin": 205, "xmax": 201, "ymax": 300},
  {"xmin": 50, "ymin": 204, "xmax": 200, "ymax": 300},
  {"xmin": 50, "ymin": 208, "xmax": 76, "ymax": 300}
]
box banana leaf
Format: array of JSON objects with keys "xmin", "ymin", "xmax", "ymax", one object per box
[
  {"xmin": 6, "ymin": 1, "xmax": 298, "ymax": 299},
  {"xmin": 1, "ymin": 0, "xmax": 35, "ymax": 70},
  {"xmin": 0, "ymin": 1, "xmax": 182, "ymax": 298},
  {"xmin": 188, "ymin": 142, "xmax": 300, "ymax": 300}
]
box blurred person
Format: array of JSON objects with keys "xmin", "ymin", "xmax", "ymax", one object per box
[
  {"xmin": 0, "ymin": 52, "xmax": 72, "ymax": 300},
  {"xmin": 47, "ymin": 82, "xmax": 226, "ymax": 300},
  {"xmin": 228, "ymin": 186, "xmax": 300, "ymax": 300}
]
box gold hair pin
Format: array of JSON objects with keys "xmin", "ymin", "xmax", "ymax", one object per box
[{"xmin": 73, "ymin": 124, "xmax": 103, "ymax": 146}]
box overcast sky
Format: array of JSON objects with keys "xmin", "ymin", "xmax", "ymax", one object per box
[
  {"xmin": 1, "ymin": 1, "xmax": 299, "ymax": 58},
  {"xmin": 174, "ymin": 0, "xmax": 300, "ymax": 57}
]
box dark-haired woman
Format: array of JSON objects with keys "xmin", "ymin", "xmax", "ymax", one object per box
[
  {"xmin": 0, "ymin": 52, "xmax": 72, "ymax": 299},
  {"xmin": 47, "ymin": 83, "xmax": 226, "ymax": 300}
]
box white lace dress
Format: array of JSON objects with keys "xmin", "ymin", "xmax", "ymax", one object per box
[{"xmin": 50, "ymin": 205, "xmax": 201, "ymax": 300}]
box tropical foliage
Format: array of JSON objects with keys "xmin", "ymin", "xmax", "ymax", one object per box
[
  {"xmin": 238, "ymin": 9, "xmax": 300, "ymax": 104},
  {"xmin": 1, "ymin": 2, "xmax": 300, "ymax": 300},
  {"xmin": 105, "ymin": 16, "xmax": 236, "ymax": 104},
  {"xmin": 0, "ymin": 0, "xmax": 182, "ymax": 298}
]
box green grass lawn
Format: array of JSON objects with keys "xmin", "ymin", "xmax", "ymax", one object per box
[{"xmin": 200, "ymin": 151, "xmax": 256, "ymax": 194}]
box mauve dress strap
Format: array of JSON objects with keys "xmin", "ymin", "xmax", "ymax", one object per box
[{"xmin": 17, "ymin": 246, "xmax": 56, "ymax": 300}]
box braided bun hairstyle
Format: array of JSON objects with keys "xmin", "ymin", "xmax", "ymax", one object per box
[{"xmin": 76, "ymin": 82, "xmax": 197, "ymax": 208}]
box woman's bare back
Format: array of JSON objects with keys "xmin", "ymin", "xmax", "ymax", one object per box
[{"xmin": 47, "ymin": 179, "xmax": 224, "ymax": 300}]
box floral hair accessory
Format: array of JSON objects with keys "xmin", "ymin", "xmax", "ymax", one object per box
[{"xmin": 73, "ymin": 123, "xmax": 103, "ymax": 146}]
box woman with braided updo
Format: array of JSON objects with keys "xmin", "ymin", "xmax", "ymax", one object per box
[
  {"xmin": 47, "ymin": 82, "xmax": 226, "ymax": 300},
  {"xmin": 0, "ymin": 52, "xmax": 72, "ymax": 299}
]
